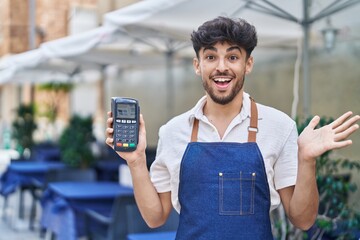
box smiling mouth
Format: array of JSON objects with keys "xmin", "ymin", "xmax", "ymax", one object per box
[{"xmin": 213, "ymin": 77, "xmax": 232, "ymax": 88}]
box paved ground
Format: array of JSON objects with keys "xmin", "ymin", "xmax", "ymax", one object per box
[{"xmin": 0, "ymin": 191, "xmax": 45, "ymax": 240}]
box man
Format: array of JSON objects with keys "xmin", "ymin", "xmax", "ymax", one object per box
[{"xmin": 106, "ymin": 17, "xmax": 359, "ymax": 239}]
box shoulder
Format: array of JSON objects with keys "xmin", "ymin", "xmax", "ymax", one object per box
[
  {"xmin": 256, "ymin": 102, "xmax": 297, "ymax": 139},
  {"xmin": 257, "ymin": 103, "xmax": 295, "ymax": 126}
]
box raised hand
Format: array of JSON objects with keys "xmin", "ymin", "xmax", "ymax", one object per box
[
  {"xmin": 298, "ymin": 111, "xmax": 360, "ymax": 161},
  {"xmin": 105, "ymin": 111, "xmax": 147, "ymax": 167}
]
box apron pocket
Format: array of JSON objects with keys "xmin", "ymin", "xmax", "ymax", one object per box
[{"xmin": 219, "ymin": 171, "xmax": 256, "ymax": 215}]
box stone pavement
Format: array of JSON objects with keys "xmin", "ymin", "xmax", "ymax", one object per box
[{"xmin": 0, "ymin": 190, "xmax": 44, "ymax": 240}]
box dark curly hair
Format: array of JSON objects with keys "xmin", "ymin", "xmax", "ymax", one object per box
[{"xmin": 191, "ymin": 16, "xmax": 258, "ymax": 59}]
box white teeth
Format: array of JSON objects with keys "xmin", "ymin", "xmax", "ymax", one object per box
[{"xmin": 214, "ymin": 78, "xmax": 231, "ymax": 82}]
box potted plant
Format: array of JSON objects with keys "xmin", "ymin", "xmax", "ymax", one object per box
[
  {"xmin": 58, "ymin": 115, "xmax": 95, "ymax": 169},
  {"xmin": 37, "ymin": 82, "xmax": 73, "ymax": 140},
  {"xmin": 37, "ymin": 82, "xmax": 73, "ymax": 123},
  {"xmin": 11, "ymin": 104, "xmax": 37, "ymax": 157}
]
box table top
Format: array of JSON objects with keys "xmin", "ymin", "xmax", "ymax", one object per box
[
  {"xmin": 8, "ymin": 162, "xmax": 65, "ymax": 173},
  {"xmin": 0, "ymin": 162, "xmax": 66, "ymax": 196},
  {"xmin": 48, "ymin": 181, "xmax": 133, "ymax": 200},
  {"xmin": 127, "ymin": 231, "xmax": 177, "ymax": 240}
]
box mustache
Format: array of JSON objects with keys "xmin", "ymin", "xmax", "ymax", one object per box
[{"xmin": 210, "ymin": 72, "xmax": 234, "ymax": 78}]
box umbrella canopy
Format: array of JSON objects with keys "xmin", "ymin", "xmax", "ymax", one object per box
[
  {"xmin": 1, "ymin": 0, "xmax": 359, "ymax": 114},
  {"xmin": 103, "ymin": 0, "xmax": 360, "ymax": 116},
  {"xmin": 104, "ymin": 0, "xmax": 360, "ymax": 47}
]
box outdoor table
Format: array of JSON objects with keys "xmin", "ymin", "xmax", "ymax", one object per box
[
  {"xmin": 127, "ymin": 231, "xmax": 177, "ymax": 240},
  {"xmin": 40, "ymin": 181, "xmax": 133, "ymax": 240},
  {"xmin": 0, "ymin": 161, "xmax": 66, "ymax": 197},
  {"xmin": 0, "ymin": 161, "xmax": 66, "ymax": 230}
]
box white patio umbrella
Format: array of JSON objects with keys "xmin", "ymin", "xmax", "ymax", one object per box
[
  {"xmin": 0, "ymin": 26, "xmax": 117, "ymax": 83},
  {"xmin": 102, "ymin": 0, "xmax": 360, "ymax": 116},
  {"xmin": 1, "ymin": 0, "xmax": 359, "ymax": 116},
  {"xmin": 0, "ymin": 24, "xmax": 169, "ymax": 84}
]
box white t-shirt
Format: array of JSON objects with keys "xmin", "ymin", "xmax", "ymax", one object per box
[{"xmin": 150, "ymin": 92, "xmax": 298, "ymax": 213}]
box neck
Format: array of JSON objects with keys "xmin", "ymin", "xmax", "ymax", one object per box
[
  {"xmin": 203, "ymin": 91, "xmax": 244, "ymax": 120},
  {"xmin": 203, "ymin": 91, "xmax": 244, "ymax": 139}
]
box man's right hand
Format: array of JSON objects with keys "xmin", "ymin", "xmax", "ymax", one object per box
[{"xmin": 105, "ymin": 111, "xmax": 147, "ymax": 168}]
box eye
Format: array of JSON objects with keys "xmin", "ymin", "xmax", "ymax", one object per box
[
  {"xmin": 205, "ymin": 55, "xmax": 215, "ymax": 61},
  {"xmin": 229, "ymin": 55, "xmax": 238, "ymax": 61}
]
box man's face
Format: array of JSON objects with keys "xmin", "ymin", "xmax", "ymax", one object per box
[{"xmin": 193, "ymin": 42, "xmax": 253, "ymax": 105}]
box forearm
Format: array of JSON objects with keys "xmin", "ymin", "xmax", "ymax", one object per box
[
  {"xmin": 289, "ymin": 154, "xmax": 319, "ymax": 230},
  {"xmin": 128, "ymin": 159, "xmax": 168, "ymax": 228}
]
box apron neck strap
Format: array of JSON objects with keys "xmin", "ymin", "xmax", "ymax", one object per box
[
  {"xmin": 191, "ymin": 97, "xmax": 258, "ymax": 142},
  {"xmin": 248, "ymin": 97, "xmax": 258, "ymax": 142}
]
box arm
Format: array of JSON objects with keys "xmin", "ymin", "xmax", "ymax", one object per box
[
  {"xmin": 105, "ymin": 111, "xmax": 172, "ymax": 228},
  {"xmin": 280, "ymin": 112, "xmax": 360, "ymax": 230}
]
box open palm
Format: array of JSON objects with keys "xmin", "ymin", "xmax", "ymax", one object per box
[{"xmin": 298, "ymin": 112, "xmax": 359, "ymax": 161}]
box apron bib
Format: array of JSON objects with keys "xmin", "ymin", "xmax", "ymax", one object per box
[{"xmin": 176, "ymin": 98, "xmax": 273, "ymax": 240}]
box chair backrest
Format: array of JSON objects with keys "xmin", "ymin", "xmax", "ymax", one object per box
[{"xmin": 109, "ymin": 195, "xmax": 179, "ymax": 240}]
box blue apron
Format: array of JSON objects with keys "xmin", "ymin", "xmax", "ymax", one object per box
[{"xmin": 176, "ymin": 98, "xmax": 273, "ymax": 240}]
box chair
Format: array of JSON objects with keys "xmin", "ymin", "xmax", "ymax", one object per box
[
  {"xmin": 85, "ymin": 195, "xmax": 179, "ymax": 240},
  {"xmin": 29, "ymin": 167, "xmax": 96, "ymax": 231},
  {"xmin": 0, "ymin": 158, "xmax": 35, "ymax": 223}
]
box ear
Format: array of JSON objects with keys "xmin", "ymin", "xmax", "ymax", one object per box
[
  {"xmin": 193, "ymin": 57, "xmax": 201, "ymax": 75},
  {"xmin": 245, "ymin": 56, "xmax": 254, "ymax": 75}
]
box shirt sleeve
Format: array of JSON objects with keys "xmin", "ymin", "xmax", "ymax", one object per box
[
  {"xmin": 149, "ymin": 126, "xmax": 172, "ymax": 193},
  {"xmin": 274, "ymin": 123, "xmax": 298, "ymax": 190}
]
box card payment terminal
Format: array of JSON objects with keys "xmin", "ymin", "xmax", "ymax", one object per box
[{"xmin": 111, "ymin": 97, "xmax": 140, "ymax": 152}]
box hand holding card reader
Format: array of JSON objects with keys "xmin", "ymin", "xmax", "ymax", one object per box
[{"xmin": 111, "ymin": 97, "xmax": 140, "ymax": 152}]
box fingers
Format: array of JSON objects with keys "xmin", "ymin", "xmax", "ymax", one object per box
[
  {"xmin": 334, "ymin": 123, "xmax": 359, "ymax": 142},
  {"xmin": 331, "ymin": 139, "xmax": 353, "ymax": 151},
  {"xmin": 334, "ymin": 114, "xmax": 360, "ymax": 134},
  {"xmin": 105, "ymin": 127, "xmax": 114, "ymax": 147},
  {"xmin": 138, "ymin": 114, "xmax": 147, "ymax": 150},
  {"xmin": 332, "ymin": 113, "xmax": 359, "ymax": 145},
  {"xmin": 330, "ymin": 111, "xmax": 353, "ymax": 129},
  {"xmin": 307, "ymin": 115, "xmax": 320, "ymax": 130},
  {"xmin": 139, "ymin": 114, "xmax": 146, "ymax": 136},
  {"xmin": 106, "ymin": 112, "xmax": 113, "ymax": 128},
  {"xmin": 105, "ymin": 111, "xmax": 114, "ymax": 147},
  {"xmin": 105, "ymin": 135, "xmax": 114, "ymax": 146}
]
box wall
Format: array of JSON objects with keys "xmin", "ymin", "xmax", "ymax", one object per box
[{"xmin": 0, "ymin": 0, "xmax": 29, "ymax": 55}]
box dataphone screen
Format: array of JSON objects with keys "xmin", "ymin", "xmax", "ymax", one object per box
[{"xmin": 117, "ymin": 103, "xmax": 136, "ymax": 119}]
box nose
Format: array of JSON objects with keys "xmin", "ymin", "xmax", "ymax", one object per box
[{"xmin": 216, "ymin": 58, "xmax": 228, "ymax": 72}]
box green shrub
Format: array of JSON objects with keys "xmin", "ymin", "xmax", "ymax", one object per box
[
  {"xmin": 59, "ymin": 115, "xmax": 95, "ymax": 168},
  {"xmin": 12, "ymin": 104, "xmax": 37, "ymax": 156}
]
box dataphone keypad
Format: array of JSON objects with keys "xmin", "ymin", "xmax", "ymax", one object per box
[{"xmin": 115, "ymin": 119, "xmax": 137, "ymax": 149}]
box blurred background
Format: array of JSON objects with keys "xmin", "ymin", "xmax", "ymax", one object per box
[{"xmin": 0, "ymin": 0, "xmax": 359, "ymax": 239}]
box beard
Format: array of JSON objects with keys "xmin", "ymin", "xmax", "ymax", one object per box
[{"xmin": 202, "ymin": 75, "xmax": 245, "ymax": 105}]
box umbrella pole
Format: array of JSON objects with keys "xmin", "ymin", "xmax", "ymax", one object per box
[
  {"xmin": 166, "ymin": 50, "xmax": 175, "ymax": 119},
  {"xmin": 302, "ymin": 0, "xmax": 311, "ymax": 117}
]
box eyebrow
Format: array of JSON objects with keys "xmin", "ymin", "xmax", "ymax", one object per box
[
  {"xmin": 203, "ymin": 46, "xmax": 217, "ymax": 53},
  {"xmin": 202, "ymin": 45, "xmax": 243, "ymax": 54},
  {"xmin": 227, "ymin": 46, "xmax": 242, "ymax": 54}
]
